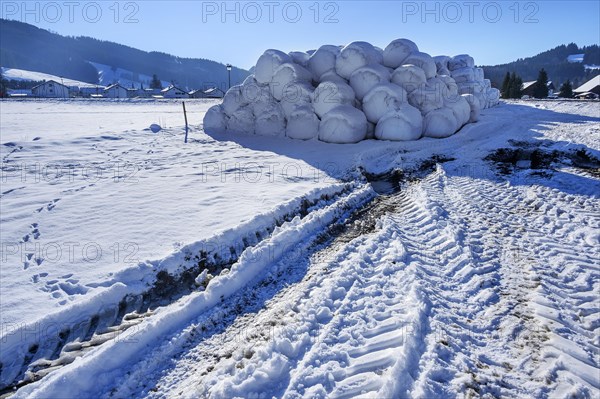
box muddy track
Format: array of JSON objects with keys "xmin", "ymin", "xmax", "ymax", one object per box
[{"xmin": 0, "ymin": 155, "xmax": 453, "ymax": 397}]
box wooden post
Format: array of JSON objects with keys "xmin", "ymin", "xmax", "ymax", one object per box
[{"xmin": 183, "ymin": 101, "xmax": 189, "ymax": 143}]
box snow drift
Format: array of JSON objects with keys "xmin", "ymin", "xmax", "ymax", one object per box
[{"xmin": 203, "ymin": 39, "xmax": 500, "ymax": 143}]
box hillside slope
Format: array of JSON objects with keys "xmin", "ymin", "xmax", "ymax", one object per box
[{"xmin": 0, "ymin": 19, "xmax": 249, "ymax": 89}]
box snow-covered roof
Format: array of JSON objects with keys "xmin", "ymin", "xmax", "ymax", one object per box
[
  {"xmin": 31, "ymin": 79, "xmax": 69, "ymax": 90},
  {"xmin": 104, "ymin": 83, "xmax": 127, "ymax": 91},
  {"xmin": 161, "ymin": 85, "xmax": 187, "ymax": 93},
  {"xmin": 204, "ymin": 87, "xmax": 224, "ymax": 94},
  {"xmin": 574, "ymin": 75, "xmax": 600, "ymax": 93},
  {"xmin": 522, "ymin": 81, "xmax": 536, "ymax": 90}
]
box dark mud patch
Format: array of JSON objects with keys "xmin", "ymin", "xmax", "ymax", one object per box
[{"xmin": 485, "ymin": 143, "xmax": 600, "ymax": 178}]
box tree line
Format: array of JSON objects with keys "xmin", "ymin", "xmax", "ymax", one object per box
[{"xmin": 501, "ymin": 68, "xmax": 574, "ymax": 99}]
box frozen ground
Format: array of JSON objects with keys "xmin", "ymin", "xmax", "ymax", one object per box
[{"xmin": 0, "ymin": 98, "xmax": 599, "ymax": 398}]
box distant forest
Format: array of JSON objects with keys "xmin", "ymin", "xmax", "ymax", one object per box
[
  {"xmin": 482, "ymin": 43, "xmax": 600, "ymax": 89},
  {"xmin": 0, "ymin": 19, "xmax": 249, "ymax": 89}
]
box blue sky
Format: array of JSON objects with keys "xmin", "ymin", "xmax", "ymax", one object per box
[{"xmin": 2, "ymin": 1, "xmax": 599, "ymax": 69}]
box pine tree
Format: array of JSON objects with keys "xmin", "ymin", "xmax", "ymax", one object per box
[
  {"xmin": 150, "ymin": 74, "xmax": 162, "ymax": 90},
  {"xmin": 533, "ymin": 68, "xmax": 549, "ymax": 98},
  {"xmin": 501, "ymin": 72, "xmax": 511, "ymax": 99},
  {"xmin": 559, "ymin": 80, "xmax": 573, "ymax": 98},
  {"xmin": 0, "ymin": 70, "xmax": 6, "ymax": 97},
  {"xmin": 507, "ymin": 72, "xmax": 523, "ymax": 99}
]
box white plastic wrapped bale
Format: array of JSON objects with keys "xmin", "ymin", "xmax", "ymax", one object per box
[
  {"xmin": 461, "ymin": 94, "xmax": 480, "ymax": 123},
  {"xmin": 445, "ymin": 95, "xmax": 471, "ymax": 131},
  {"xmin": 375, "ymin": 104, "xmax": 423, "ymax": 141},
  {"xmin": 222, "ymin": 85, "xmax": 250, "ymax": 115},
  {"xmin": 403, "ymin": 52, "xmax": 437, "ymax": 79},
  {"xmin": 203, "ymin": 105, "xmax": 228, "ymax": 134},
  {"xmin": 254, "ymin": 49, "xmax": 292, "ymax": 84},
  {"xmin": 242, "ymin": 77, "xmax": 274, "ymax": 105},
  {"xmin": 311, "ymin": 80, "xmax": 356, "ymax": 118},
  {"xmin": 483, "ymin": 79, "xmax": 492, "ymax": 89},
  {"xmin": 474, "ymin": 68, "xmax": 485, "ymax": 82},
  {"xmin": 286, "ymin": 104, "xmax": 320, "ymax": 140},
  {"xmin": 318, "ymin": 105, "xmax": 367, "ymax": 144},
  {"xmin": 279, "ymin": 82, "xmax": 313, "ymax": 118},
  {"xmin": 451, "ymin": 67, "xmax": 475, "ymax": 84},
  {"xmin": 269, "ymin": 63, "xmax": 312, "ymax": 100},
  {"xmin": 448, "ymin": 54, "xmax": 475, "ymax": 71},
  {"xmin": 366, "ymin": 121, "xmax": 376, "ymax": 140},
  {"xmin": 255, "ymin": 102, "xmax": 286, "ymax": 136},
  {"xmin": 437, "ymin": 74, "xmax": 459, "ymax": 96},
  {"xmin": 408, "ymin": 79, "xmax": 447, "ymax": 114},
  {"xmin": 391, "ymin": 65, "xmax": 427, "ymax": 93},
  {"xmin": 423, "ymin": 107, "xmax": 458, "ymax": 138},
  {"xmin": 362, "ymin": 83, "xmax": 408, "ymax": 124},
  {"xmin": 458, "ymin": 81, "xmax": 485, "ymax": 96},
  {"xmin": 289, "ymin": 51, "xmax": 310, "ymax": 68},
  {"xmin": 485, "ymin": 87, "xmax": 500, "ymax": 108},
  {"xmin": 433, "ymin": 55, "xmax": 451, "ymax": 75},
  {"xmin": 335, "ymin": 41, "xmax": 383, "ymax": 79},
  {"xmin": 319, "ymin": 70, "xmax": 348, "ymax": 85},
  {"xmin": 348, "ymin": 64, "xmax": 391, "ymax": 100},
  {"xmin": 226, "ymin": 106, "xmax": 255, "ymax": 135},
  {"xmin": 308, "ymin": 45, "xmax": 341, "ymax": 82},
  {"xmin": 383, "ymin": 38, "xmax": 419, "ymax": 68}
]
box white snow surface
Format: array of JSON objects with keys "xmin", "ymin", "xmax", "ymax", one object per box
[{"xmin": 1, "ymin": 99, "xmax": 600, "ymax": 398}]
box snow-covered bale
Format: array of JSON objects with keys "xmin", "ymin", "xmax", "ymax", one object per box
[
  {"xmin": 319, "ymin": 70, "xmax": 347, "ymax": 85},
  {"xmin": 383, "ymin": 38, "xmax": 419, "ymax": 68},
  {"xmin": 451, "ymin": 67, "xmax": 475, "ymax": 84},
  {"xmin": 222, "ymin": 85, "xmax": 250, "ymax": 115},
  {"xmin": 286, "ymin": 105, "xmax": 320, "ymax": 140},
  {"xmin": 318, "ymin": 105, "xmax": 367, "ymax": 144},
  {"xmin": 461, "ymin": 94, "xmax": 480, "ymax": 123},
  {"xmin": 437, "ymin": 74, "xmax": 459, "ymax": 97},
  {"xmin": 445, "ymin": 95, "xmax": 471, "ymax": 131},
  {"xmin": 374, "ymin": 104, "xmax": 423, "ymax": 141},
  {"xmin": 279, "ymin": 82, "xmax": 313, "ymax": 117},
  {"xmin": 433, "ymin": 55, "xmax": 451, "ymax": 75},
  {"xmin": 391, "ymin": 65, "xmax": 427, "ymax": 93},
  {"xmin": 289, "ymin": 51, "xmax": 310, "ymax": 68},
  {"xmin": 269, "ymin": 63, "xmax": 312, "ymax": 100},
  {"xmin": 474, "ymin": 68, "xmax": 485, "ymax": 82},
  {"xmin": 335, "ymin": 41, "xmax": 382, "ymax": 79},
  {"xmin": 423, "ymin": 108, "xmax": 458, "ymax": 138},
  {"xmin": 362, "ymin": 83, "xmax": 408, "ymax": 123},
  {"xmin": 241, "ymin": 76, "xmax": 273, "ymax": 104},
  {"xmin": 203, "ymin": 105, "xmax": 228, "ymax": 134},
  {"xmin": 254, "ymin": 49, "xmax": 292, "ymax": 84},
  {"xmin": 308, "ymin": 45, "xmax": 341, "ymax": 82},
  {"xmin": 311, "ymin": 80, "xmax": 356, "ymax": 118},
  {"xmin": 485, "ymin": 87, "xmax": 500, "ymax": 108},
  {"xmin": 448, "ymin": 54, "xmax": 475, "ymax": 71},
  {"xmin": 404, "ymin": 52, "xmax": 437, "ymax": 79},
  {"xmin": 408, "ymin": 79, "xmax": 447, "ymax": 114},
  {"xmin": 255, "ymin": 103, "xmax": 286, "ymax": 136},
  {"xmin": 348, "ymin": 64, "xmax": 391, "ymax": 100},
  {"xmin": 226, "ymin": 106, "xmax": 255, "ymax": 135}
]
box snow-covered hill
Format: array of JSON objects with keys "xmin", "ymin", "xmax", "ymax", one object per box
[
  {"xmin": 1, "ymin": 67, "xmax": 98, "ymax": 87},
  {"xmin": 0, "ymin": 99, "xmax": 598, "ymax": 398},
  {"xmin": 88, "ymin": 62, "xmax": 171, "ymax": 89}
]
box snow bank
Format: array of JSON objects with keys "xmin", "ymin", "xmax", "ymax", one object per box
[
  {"xmin": 318, "ymin": 105, "xmax": 367, "ymax": 144},
  {"xmin": 204, "ymin": 38, "xmax": 500, "ymax": 143}
]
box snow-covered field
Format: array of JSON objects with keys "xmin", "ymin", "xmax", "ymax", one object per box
[{"xmin": 0, "ymin": 98, "xmax": 599, "ymax": 398}]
